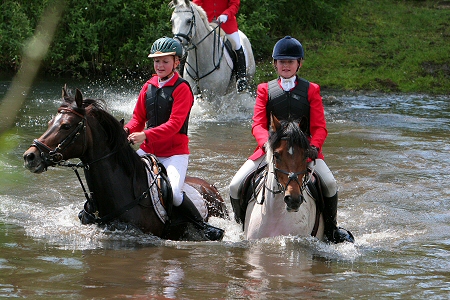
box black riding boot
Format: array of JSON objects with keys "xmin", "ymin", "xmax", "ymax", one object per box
[
  {"xmin": 323, "ymin": 193, "xmax": 355, "ymax": 243},
  {"xmin": 178, "ymin": 53, "xmax": 187, "ymax": 77},
  {"xmin": 230, "ymin": 196, "xmax": 242, "ymax": 224},
  {"xmin": 235, "ymin": 46, "xmax": 248, "ymax": 92},
  {"xmin": 177, "ymin": 193, "xmax": 224, "ymax": 241}
]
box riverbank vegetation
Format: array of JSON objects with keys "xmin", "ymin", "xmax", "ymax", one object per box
[{"xmin": 1, "ymin": 0, "xmax": 449, "ymax": 94}]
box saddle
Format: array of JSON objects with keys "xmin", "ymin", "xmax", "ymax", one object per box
[{"xmin": 141, "ymin": 154, "xmax": 173, "ymax": 223}]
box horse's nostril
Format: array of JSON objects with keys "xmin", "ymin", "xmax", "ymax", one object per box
[{"xmin": 24, "ymin": 152, "xmax": 35, "ymax": 162}]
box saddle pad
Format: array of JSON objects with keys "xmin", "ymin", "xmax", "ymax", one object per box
[{"xmin": 142, "ymin": 156, "xmax": 168, "ymax": 223}]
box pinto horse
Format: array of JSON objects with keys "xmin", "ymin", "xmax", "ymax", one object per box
[
  {"xmin": 171, "ymin": 0, "xmax": 256, "ymax": 97},
  {"xmin": 244, "ymin": 115, "xmax": 325, "ymax": 240},
  {"xmin": 23, "ymin": 87, "xmax": 228, "ymax": 241}
]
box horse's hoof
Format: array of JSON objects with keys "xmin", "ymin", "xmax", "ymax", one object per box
[
  {"xmin": 329, "ymin": 227, "xmax": 355, "ymax": 244},
  {"xmin": 202, "ymin": 223, "xmax": 225, "ymax": 241}
]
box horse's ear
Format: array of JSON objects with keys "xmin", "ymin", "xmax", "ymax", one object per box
[
  {"xmin": 62, "ymin": 85, "xmax": 69, "ymax": 99},
  {"xmin": 120, "ymin": 118, "xmax": 124, "ymax": 126},
  {"xmin": 270, "ymin": 113, "xmax": 281, "ymax": 132},
  {"xmin": 74, "ymin": 89, "xmax": 83, "ymax": 108}
]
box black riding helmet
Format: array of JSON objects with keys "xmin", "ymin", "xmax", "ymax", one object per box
[
  {"xmin": 272, "ymin": 36, "xmax": 304, "ymax": 60},
  {"xmin": 148, "ymin": 37, "xmax": 183, "ymax": 58}
]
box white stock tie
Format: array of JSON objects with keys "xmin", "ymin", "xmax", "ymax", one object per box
[{"xmin": 280, "ymin": 76, "xmax": 296, "ymax": 91}]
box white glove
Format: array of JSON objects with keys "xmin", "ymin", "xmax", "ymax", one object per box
[{"xmin": 218, "ymin": 14, "xmax": 228, "ymax": 23}]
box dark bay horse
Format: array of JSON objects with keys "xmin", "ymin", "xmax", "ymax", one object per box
[
  {"xmin": 244, "ymin": 115, "xmax": 325, "ymax": 240},
  {"xmin": 23, "ymin": 87, "xmax": 228, "ymax": 241}
]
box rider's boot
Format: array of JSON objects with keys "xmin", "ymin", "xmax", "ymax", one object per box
[
  {"xmin": 230, "ymin": 196, "xmax": 242, "ymax": 224},
  {"xmin": 323, "ymin": 192, "xmax": 355, "ymax": 243},
  {"xmin": 176, "ymin": 192, "xmax": 224, "ymax": 241},
  {"xmin": 235, "ymin": 46, "xmax": 248, "ymax": 92},
  {"xmin": 178, "ymin": 53, "xmax": 187, "ymax": 77}
]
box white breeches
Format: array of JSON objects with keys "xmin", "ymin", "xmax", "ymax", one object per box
[{"xmin": 227, "ymin": 31, "xmax": 242, "ymax": 50}]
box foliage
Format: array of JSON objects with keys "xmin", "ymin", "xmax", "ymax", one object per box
[
  {"xmin": 238, "ymin": 0, "xmax": 347, "ymax": 60},
  {"xmin": 1, "ymin": 0, "xmax": 449, "ymax": 93},
  {"xmin": 0, "ymin": 1, "xmax": 33, "ymax": 70},
  {"xmin": 0, "ymin": 0, "xmax": 345, "ymax": 75}
]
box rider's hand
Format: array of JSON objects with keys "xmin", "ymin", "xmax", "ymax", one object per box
[
  {"xmin": 128, "ymin": 132, "xmax": 146, "ymax": 145},
  {"xmin": 218, "ymin": 14, "xmax": 228, "ymax": 23},
  {"xmin": 308, "ymin": 145, "xmax": 319, "ymax": 160}
]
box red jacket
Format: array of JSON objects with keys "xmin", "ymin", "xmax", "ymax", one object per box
[
  {"xmin": 249, "ymin": 77, "xmax": 327, "ymax": 160},
  {"xmin": 125, "ymin": 72, "xmax": 194, "ymax": 157},
  {"xmin": 193, "ymin": 0, "xmax": 240, "ymax": 34}
]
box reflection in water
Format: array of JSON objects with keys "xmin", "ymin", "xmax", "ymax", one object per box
[{"xmin": 0, "ymin": 80, "xmax": 449, "ymax": 298}]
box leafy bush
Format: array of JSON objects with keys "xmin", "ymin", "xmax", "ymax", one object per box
[
  {"xmin": 0, "ymin": 1, "xmax": 34, "ymax": 71},
  {"xmin": 0, "ymin": 0, "xmax": 347, "ymax": 77}
]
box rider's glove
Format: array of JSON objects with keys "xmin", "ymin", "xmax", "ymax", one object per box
[
  {"xmin": 308, "ymin": 145, "xmax": 319, "ymax": 160},
  {"xmin": 218, "ymin": 14, "xmax": 228, "ymax": 23}
]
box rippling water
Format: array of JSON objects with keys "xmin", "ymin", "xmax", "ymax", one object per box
[{"xmin": 0, "ymin": 78, "xmax": 449, "ymax": 299}]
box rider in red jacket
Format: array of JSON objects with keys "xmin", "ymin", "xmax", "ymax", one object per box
[
  {"xmin": 229, "ymin": 36, "xmax": 354, "ymax": 244},
  {"xmin": 125, "ymin": 37, "xmax": 223, "ymax": 241},
  {"xmin": 193, "ymin": 0, "xmax": 248, "ymax": 92}
]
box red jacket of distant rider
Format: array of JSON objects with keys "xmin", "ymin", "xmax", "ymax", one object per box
[
  {"xmin": 124, "ymin": 72, "xmax": 194, "ymax": 157},
  {"xmin": 193, "ymin": 0, "xmax": 240, "ymax": 34},
  {"xmin": 249, "ymin": 77, "xmax": 328, "ymax": 161}
]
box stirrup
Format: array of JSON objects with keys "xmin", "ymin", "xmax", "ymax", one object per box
[{"xmin": 236, "ymin": 77, "xmax": 248, "ymax": 93}]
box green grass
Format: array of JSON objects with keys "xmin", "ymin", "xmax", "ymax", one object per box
[{"xmin": 254, "ymin": 0, "xmax": 450, "ymax": 94}]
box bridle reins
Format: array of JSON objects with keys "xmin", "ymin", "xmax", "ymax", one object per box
[{"xmin": 172, "ymin": 5, "xmax": 226, "ymax": 93}]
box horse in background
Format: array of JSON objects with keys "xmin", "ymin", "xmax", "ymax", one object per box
[
  {"xmin": 171, "ymin": 0, "xmax": 256, "ymax": 98},
  {"xmin": 23, "ymin": 87, "xmax": 228, "ymax": 241}
]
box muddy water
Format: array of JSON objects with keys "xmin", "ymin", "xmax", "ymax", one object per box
[{"xmin": 0, "ymin": 78, "xmax": 449, "ymax": 299}]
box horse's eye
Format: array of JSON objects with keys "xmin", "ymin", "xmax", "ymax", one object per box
[
  {"xmin": 186, "ymin": 19, "xmax": 192, "ymax": 25},
  {"xmin": 61, "ymin": 123, "xmax": 71, "ymax": 130},
  {"xmin": 273, "ymin": 152, "xmax": 281, "ymax": 161}
]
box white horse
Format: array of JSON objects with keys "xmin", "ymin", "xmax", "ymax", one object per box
[
  {"xmin": 171, "ymin": 0, "xmax": 256, "ymax": 97},
  {"xmin": 243, "ymin": 116, "xmax": 325, "ymax": 240}
]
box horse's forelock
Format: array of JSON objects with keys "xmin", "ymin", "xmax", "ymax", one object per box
[
  {"xmin": 170, "ymin": 0, "xmax": 189, "ymax": 9},
  {"xmin": 268, "ymin": 120, "xmax": 309, "ymax": 155}
]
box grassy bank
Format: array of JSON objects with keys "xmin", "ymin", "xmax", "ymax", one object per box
[{"xmin": 254, "ymin": 0, "xmax": 450, "ymax": 94}]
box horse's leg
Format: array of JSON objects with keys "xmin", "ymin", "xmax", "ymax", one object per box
[{"xmin": 184, "ymin": 176, "xmax": 228, "ymax": 219}]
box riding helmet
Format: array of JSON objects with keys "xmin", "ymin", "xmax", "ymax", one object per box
[
  {"xmin": 272, "ymin": 36, "xmax": 304, "ymax": 60},
  {"xmin": 148, "ymin": 37, "xmax": 183, "ymax": 58}
]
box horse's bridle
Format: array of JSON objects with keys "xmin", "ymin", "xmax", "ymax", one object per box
[
  {"xmin": 31, "ymin": 108, "xmax": 87, "ymax": 169},
  {"xmin": 172, "ymin": 5, "xmax": 226, "ymax": 93},
  {"xmin": 273, "ymin": 163, "xmax": 311, "ymax": 194},
  {"xmin": 268, "ymin": 154, "xmax": 312, "ymax": 195}
]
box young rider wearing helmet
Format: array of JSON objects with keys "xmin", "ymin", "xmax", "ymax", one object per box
[
  {"xmin": 124, "ymin": 37, "xmax": 223, "ymax": 241},
  {"xmin": 192, "ymin": 0, "xmax": 248, "ymax": 92},
  {"xmin": 229, "ymin": 36, "xmax": 354, "ymax": 243}
]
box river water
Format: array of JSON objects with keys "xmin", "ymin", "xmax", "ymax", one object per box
[{"xmin": 0, "ymin": 78, "xmax": 449, "ymax": 299}]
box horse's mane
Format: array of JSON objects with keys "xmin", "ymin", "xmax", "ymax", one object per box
[
  {"xmin": 170, "ymin": 0, "xmax": 213, "ymax": 31},
  {"xmin": 266, "ymin": 119, "xmax": 311, "ymax": 162},
  {"xmin": 62, "ymin": 96, "xmax": 142, "ymax": 175}
]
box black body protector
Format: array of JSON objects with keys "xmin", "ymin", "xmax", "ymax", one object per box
[
  {"xmin": 267, "ymin": 77, "xmax": 310, "ymax": 134},
  {"xmin": 146, "ymin": 77, "xmax": 191, "ymax": 134}
]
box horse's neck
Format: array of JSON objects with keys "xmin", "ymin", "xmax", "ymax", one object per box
[{"xmin": 189, "ymin": 15, "xmax": 221, "ymax": 66}]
